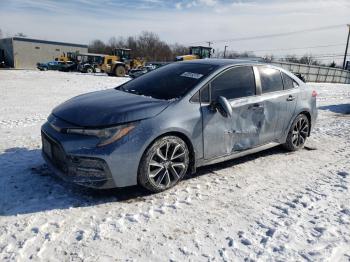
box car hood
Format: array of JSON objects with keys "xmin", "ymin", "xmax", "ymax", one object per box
[{"xmin": 52, "ymin": 89, "xmax": 170, "ymax": 127}]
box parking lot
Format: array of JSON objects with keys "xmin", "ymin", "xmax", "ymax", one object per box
[{"xmin": 0, "ymin": 70, "xmax": 349, "ymax": 261}]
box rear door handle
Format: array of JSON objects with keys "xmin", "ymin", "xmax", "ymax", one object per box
[
  {"xmin": 249, "ymin": 103, "xmax": 264, "ymax": 109},
  {"xmin": 286, "ymin": 95, "xmax": 295, "ymax": 101}
]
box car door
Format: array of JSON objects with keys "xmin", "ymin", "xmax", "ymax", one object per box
[
  {"xmin": 257, "ymin": 66, "xmax": 298, "ymax": 143},
  {"xmin": 280, "ymin": 72, "xmax": 299, "ymax": 132},
  {"xmin": 201, "ymin": 66, "xmax": 264, "ymax": 160}
]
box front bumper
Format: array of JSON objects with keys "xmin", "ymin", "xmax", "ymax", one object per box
[{"xmin": 41, "ymin": 130, "xmax": 116, "ymax": 189}]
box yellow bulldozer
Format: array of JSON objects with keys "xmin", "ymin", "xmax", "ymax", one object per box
[
  {"xmin": 176, "ymin": 46, "xmax": 213, "ymax": 61},
  {"xmin": 101, "ymin": 48, "xmax": 145, "ymax": 77}
]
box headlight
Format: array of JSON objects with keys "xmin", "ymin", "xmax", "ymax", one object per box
[{"xmin": 66, "ymin": 123, "xmax": 136, "ymax": 147}]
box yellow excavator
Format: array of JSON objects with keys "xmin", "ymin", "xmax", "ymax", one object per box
[
  {"xmin": 101, "ymin": 48, "xmax": 145, "ymax": 77},
  {"xmin": 176, "ymin": 46, "xmax": 213, "ymax": 61}
]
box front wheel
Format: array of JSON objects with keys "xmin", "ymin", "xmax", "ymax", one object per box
[
  {"xmin": 138, "ymin": 136, "xmax": 189, "ymax": 192},
  {"xmin": 115, "ymin": 65, "xmax": 126, "ymax": 77},
  {"xmin": 283, "ymin": 114, "xmax": 310, "ymax": 151}
]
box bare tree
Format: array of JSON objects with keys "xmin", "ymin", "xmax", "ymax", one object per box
[
  {"xmin": 171, "ymin": 43, "xmax": 188, "ymax": 57},
  {"xmin": 15, "ymin": 32, "xmax": 27, "ymax": 37},
  {"xmin": 88, "ymin": 32, "xmax": 174, "ymax": 61},
  {"xmin": 328, "ymin": 61, "xmax": 337, "ymax": 68},
  {"xmin": 216, "ymin": 50, "xmax": 256, "ymax": 59},
  {"xmin": 88, "ymin": 39, "xmax": 106, "ymax": 54},
  {"xmin": 262, "ymin": 54, "xmax": 274, "ymax": 63},
  {"xmin": 282, "ymin": 54, "xmax": 323, "ymax": 66}
]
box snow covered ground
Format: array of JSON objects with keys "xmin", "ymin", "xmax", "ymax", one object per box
[{"xmin": 0, "ymin": 70, "xmax": 349, "ymax": 261}]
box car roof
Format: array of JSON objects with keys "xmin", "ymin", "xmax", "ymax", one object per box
[
  {"xmin": 180, "ymin": 58, "xmax": 265, "ymax": 67},
  {"xmin": 180, "ymin": 58, "xmax": 304, "ymax": 85}
]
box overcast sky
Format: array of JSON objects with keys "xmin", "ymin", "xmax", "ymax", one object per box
[{"xmin": 0, "ymin": 0, "xmax": 349, "ymax": 63}]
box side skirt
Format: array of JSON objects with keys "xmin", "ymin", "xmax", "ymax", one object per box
[{"xmin": 197, "ymin": 142, "xmax": 280, "ymax": 167}]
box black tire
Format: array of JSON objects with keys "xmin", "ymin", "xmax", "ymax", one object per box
[
  {"xmin": 283, "ymin": 114, "xmax": 310, "ymax": 151},
  {"xmin": 115, "ymin": 65, "xmax": 126, "ymax": 77},
  {"xmin": 86, "ymin": 67, "xmax": 93, "ymax": 73},
  {"xmin": 138, "ymin": 136, "xmax": 189, "ymax": 193}
]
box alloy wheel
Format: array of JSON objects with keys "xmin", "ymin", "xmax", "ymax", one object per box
[
  {"xmin": 148, "ymin": 141, "xmax": 187, "ymax": 188},
  {"xmin": 292, "ymin": 117, "xmax": 309, "ymax": 147}
]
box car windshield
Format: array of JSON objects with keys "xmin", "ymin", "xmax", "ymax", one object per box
[{"xmin": 117, "ymin": 63, "xmax": 218, "ymax": 100}]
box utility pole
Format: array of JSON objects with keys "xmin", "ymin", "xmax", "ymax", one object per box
[
  {"xmin": 207, "ymin": 41, "xmax": 212, "ymax": 47},
  {"xmin": 342, "ymin": 24, "xmax": 350, "ymax": 69},
  {"xmin": 224, "ymin": 45, "xmax": 228, "ymax": 58}
]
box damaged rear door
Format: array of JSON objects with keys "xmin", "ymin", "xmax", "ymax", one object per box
[
  {"xmin": 256, "ymin": 66, "xmax": 298, "ymax": 144},
  {"xmin": 201, "ymin": 66, "xmax": 265, "ymax": 160}
]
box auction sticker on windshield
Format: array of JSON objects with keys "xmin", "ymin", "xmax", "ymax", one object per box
[{"xmin": 180, "ymin": 72, "xmax": 203, "ymax": 79}]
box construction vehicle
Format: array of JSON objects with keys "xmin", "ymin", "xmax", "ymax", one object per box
[
  {"xmin": 54, "ymin": 49, "xmax": 144, "ymax": 76},
  {"xmin": 176, "ymin": 46, "xmax": 213, "ymax": 61},
  {"xmin": 101, "ymin": 48, "xmax": 145, "ymax": 77},
  {"xmin": 74, "ymin": 53, "xmax": 108, "ymax": 73},
  {"xmin": 56, "ymin": 52, "xmax": 77, "ymax": 63}
]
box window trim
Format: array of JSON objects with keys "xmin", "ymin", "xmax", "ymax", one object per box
[
  {"xmin": 190, "ymin": 64, "xmax": 302, "ymax": 103},
  {"xmin": 206, "ymin": 65, "xmax": 259, "ymax": 103},
  {"xmin": 281, "ymin": 72, "xmax": 299, "ymax": 90},
  {"xmin": 256, "ymin": 65, "xmax": 290, "ymax": 95},
  {"xmin": 209, "ymin": 65, "xmax": 258, "ymax": 102},
  {"xmin": 189, "ymin": 84, "xmax": 211, "ymax": 104}
]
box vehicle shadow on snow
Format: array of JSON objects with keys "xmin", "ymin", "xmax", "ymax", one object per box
[
  {"xmin": 189, "ymin": 145, "xmax": 287, "ymax": 179},
  {"xmin": 0, "ymin": 145, "xmax": 289, "ymax": 216},
  {"xmin": 318, "ymin": 103, "xmax": 350, "ymax": 115}
]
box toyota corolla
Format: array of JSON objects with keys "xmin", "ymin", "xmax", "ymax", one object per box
[{"xmin": 41, "ymin": 59, "xmax": 317, "ymax": 192}]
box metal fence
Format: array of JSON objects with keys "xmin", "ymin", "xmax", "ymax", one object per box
[{"xmin": 271, "ymin": 61, "xmax": 350, "ymax": 84}]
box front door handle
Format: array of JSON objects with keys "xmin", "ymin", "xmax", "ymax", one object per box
[{"xmin": 286, "ymin": 95, "xmax": 295, "ymax": 101}]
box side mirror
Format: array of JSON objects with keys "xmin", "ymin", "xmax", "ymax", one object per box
[{"xmin": 213, "ymin": 96, "xmax": 232, "ymax": 117}]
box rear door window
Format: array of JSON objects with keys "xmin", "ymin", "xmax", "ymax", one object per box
[
  {"xmin": 282, "ymin": 73, "xmax": 298, "ymax": 90},
  {"xmin": 259, "ymin": 67, "xmax": 283, "ymax": 93},
  {"xmin": 210, "ymin": 66, "xmax": 256, "ymax": 101}
]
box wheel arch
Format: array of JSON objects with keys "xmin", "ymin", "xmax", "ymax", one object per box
[
  {"xmin": 283, "ymin": 109, "xmax": 313, "ymax": 143},
  {"xmin": 138, "ymin": 131, "xmax": 196, "ymax": 180},
  {"xmin": 297, "ymin": 110, "xmax": 312, "ymax": 136}
]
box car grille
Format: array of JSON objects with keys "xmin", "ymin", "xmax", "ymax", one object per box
[{"xmin": 41, "ymin": 131, "xmax": 67, "ymax": 173}]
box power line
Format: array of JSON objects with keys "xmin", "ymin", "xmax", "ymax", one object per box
[
  {"xmin": 273, "ymin": 53, "xmax": 344, "ymax": 57},
  {"xmin": 187, "ymin": 24, "xmax": 346, "ymax": 45},
  {"xmin": 244, "ymin": 43, "xmax": 344, "ymax": 53},
  {"xmin": 274, "ymin": 55, "xmax": 345, "ymax": 61}
]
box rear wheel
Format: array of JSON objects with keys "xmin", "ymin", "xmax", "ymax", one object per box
[
  {"xmin": 86, "ymin": 67, "xmax": 93, "ymax": 73},
  {"xmin": 138, "ymin": 136, "xmax": 189, "ymax": 192},
  {"xmin": 115, "ymin": 65, "xmax": 126, "ymax": 77},
  {"xmin": 283, "ymin": 114, "xmax": 310, "ymax": 151}
]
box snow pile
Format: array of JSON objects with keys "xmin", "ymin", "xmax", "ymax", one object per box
[{"xmin": 0, "ymin": 71, "xmax": 349, "ymax": 261}]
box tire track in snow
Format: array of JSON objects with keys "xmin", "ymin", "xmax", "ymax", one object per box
[{"xmin": 252, "ymin": 155, "xmax": 350, "ymax": 261}]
